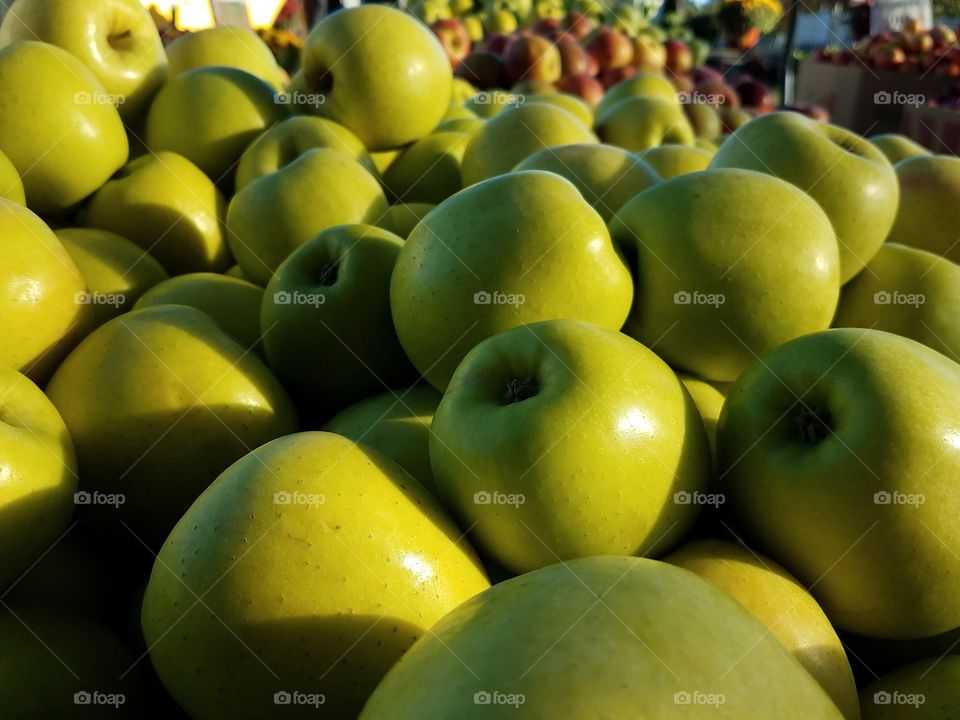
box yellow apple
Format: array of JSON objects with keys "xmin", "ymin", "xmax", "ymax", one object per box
[
  {"xmin": 678, "ymin": 374, "xmax": 725, "ymax": 457},
  {"xmin": 597, "ymin": 95, "xmax": 695, "ymax": 151},
  {"xmin": 0, "ymin": 148, "xmax": 25, "ymax": 205},
  {"xmin": 638, "ymin": 144, "xmax": 714, "ymax": 178},
  {"xmin": 378, "ymin": 202, "xmax": 435, "ymax": 238},
  {"xmin": 525, "ymin": 91, "xmax": 594, "ymax": 127},
  {"xmin": 384, "ymin": 131, "xmax": 470, "ymax": 204},
  {"xmin": 165, "ymin": 26, "xmax": 286, "ymax": 89},
  {"xmin": 595, "ymin": 72, "xmax": 679, "ymax": 117},
  {"xmin": 887, "ymin": 155, "xmax": 960, "ymax": 263}
]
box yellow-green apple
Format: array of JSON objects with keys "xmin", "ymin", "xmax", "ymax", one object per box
[
  {"xmin": 859, "ymin": 656, "xmax": 960, "ymax": 719},
  {"xmin": 378, "ymin": 203, "xmax": 435, "ymax": 238},
  {"xmin": 485, "ymin": 9, "xmax": 517, "ymax": 34},
  {"xmin": 431, "ymin": 18, "xmax": 472, "ymax": 69},
  {"xmin": 464, "ymin": 88, "xmax": 523, "ymax": 118},
  {"xmin": 145, "ymin": 66, "xmax": 288, "ymax": 185},
  {"xmin": 391, "ymin": 171, "xmax": 632, "ymax": 389},
  {"xmin": 384, "ymin": 131, "xmax": 470, "ymax": 204},
  {"xmin": 697, "ymin": 137, "xmax": 718, "ymax": 151},
  {"xmin": 464, "ymin": 14, "xmax": 484, "ymax": 41},
  {"xmin": 0, "ymin": 0, "xmax": 166, "ymax": 122},
  {"xmin": 455, "ymin": 51, "xmax": 506, "ymax": 90},
  {"xmin": 514, "ymin": 143, "xmax": 659, "ymax": 220},
  {"xmin": 523, "ymin": 91, "xmax": 593, "ymax": 126},
  {"xmin": 717, "ymin": 328, "xmax": 960, "ymax": 638},
  {"xmin": 710, "ymin": 112, "xmax": 899, "ymax": 282},
  {"xmin": 664, "ymin": 37, "xmax": 693, "ymax": 74},
  {"xmin": 369, "ymin": 147, "xmax": 404, "ymax": 176},
  {"xmin": 887, "ymin": 155, "xmax": 960, "ymax": 263},
  {"xmin": 637, "ymin": 145, "xmax": 714, "ymax": 178},
  {"xmin": 322, "ymin": 386, "xmax": 443, "ymax": 494},
  {"xmin": 56, "ymin": 228, "xmax": 168, "ymax": 329},
  {"xmin": 0, "ymin": 366, "xmax": 77, "ymax": 590},
  {"xmin": 555, "ymin": 73, "xmax": 605, "ymax": 109},
  {"xmin": 82, "ymin": 151, "xmax": 231, "ymax": 276},
  {"xmin": 436, "ymin": 116, "xmax": 484, "ymax": 134},
  {"xmin": 833, "ymin": 243, "xmax": 960, "ymax": 361},
  {"xmin": 360, "ymin": 557, "xmax": 846, "ymax": 719},
  {"xmin": 0, "ymin": 611, "xmax": 148, "ymax": 717},
  {"xmin": 666, "ymin": 540, "xmax": 860, "ymax": 719},
  {"xmin": 164, "ymin": 26, "xmax": 285, "ymax": 88},
  {"xmin": 596, "ymin": 72, "xmax": 677, "ymax": 116},
  {"xmin": 441, "ymin": 100, "xmax": 477, "ymax": 123},
  {"xmin": 584, "ymin": 26, "xmax": 633, "ymax": 71},
  {"xmin": 431, "ymin": 320, "xmax": 710, "ymax": 572},
  {"xmin": 597, "ymin": 96, "xmax": 695, "ymax": 150},
  {"xmin": 677, "ymin": 375, "xmax": 724, "ymax": 457},
  {"xmin": 300, "ymin": 6, "xmax": 451, "ymax": 150},
  {"xmin": 142, "ymin": 431, "xmax": 488, "ymax": 720},
  {"xmin": 0, "ymin": 200, "xmax": 90, "ymax": 381},
  {"xmin": 0, "ymin": 42, "xmax": 127, "ymax": 216},
  {"xmin": 262, "ymin": 225, "xmax": 417, "ymax": 417},
  {"xmin": 684, "ymin": 101, "xmax": 723, "ymax": 138},
  {"xmin": 451, "ymin": 76, "xmax": 478, "ymax": 103},
  {"xmin": 610, "ymin": 169, "xmax": 840, "ymax": 382},
  {"xmin": 556, "ymin": 38, "xmax": 589, "ymax": 76},
  {"xmin": 45, "ymin": 305, "xmax": 297, "ymax": 546},
  {"xmin": 510, "ymin": 77, "xmax": 557, "ymax": 95},
  {"xmin": 868, "ymin": 133, "xmax": 930, "ymax": 165},
  {"xmin": 227, "ymin": 148, "xmax": 388, "ymax": 286},
  {"xmin": 421, "ymin": 0, "xmax": 454, "ymax": 23},
  {"xmin": 134, "ymin": 273, "xmax": 265, "ymax": 356},
  {"xmin": 235, "ymin": 115, "xmax": 374, "ymax": 189},
  {"xmin": 0, "ymin": 148, "xmax": 24, "ymax": 205},
  {"xmin": 504, "ymin": 34, "xmax": 561, "ymax": 85},
  {"xmin": 461, "ymin": 103, "xmax": 596, "ymax": 185},
  {"xmin": 719, "ymin": 106, "xmax": 753, "ymax": 133},
  {"xmin": 634, "ymin": 33, "xmax": 667, "ymax": 71}
]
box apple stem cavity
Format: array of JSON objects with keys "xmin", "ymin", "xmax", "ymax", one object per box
[
  {"xmin": 316, "ymin": 261, "xmax": 339, "ymax": 286},
  {"xmin": 503, "ymin": 377, "xmax": 539, "ymax": 405},
  {"xmin": 794, "ymin": 404, "xmax": 832, "ymax": 443},
  {"xmin": 108, "ymin": 28, "xmax": 135, "ymax": 51}
]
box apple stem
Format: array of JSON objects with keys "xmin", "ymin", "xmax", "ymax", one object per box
[
  {"xmin": 503, "ymin": 377, "xmax": 539, "ymax": 405},
  {"xmin": 794, "ymin": 404, "xmax": 832, "ymax": 443}
]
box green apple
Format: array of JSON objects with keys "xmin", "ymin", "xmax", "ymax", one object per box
[
  {"xmin": 834, "ymin": 243, "xmax": 960, "ymax": 361},
  {"xmin": 451, "ymin": 76, "xmax": 478, "ymax": 103},
  {"xmin": 717, "ymin": 328, "xmax": 960, "ymax": 638},
  {"xmin": 235, "ymin": 115, "xmax": 374, "ymax": 189},
  {"xmin": 859, "ymin": 656, "xmax": 960, "ymax": 719},
  {"xmin": 45, "ymin": 305, "xmax": 298, "ymax": 546},
  {"xmin": 595, "ymin": 72, "xmax": 679, "ymax": 117},
  {"xmin": 378, "ymin": 202, "xmax": 435, "ymax": 238},
  {"xmin": 360, "ymin": 557, "xmax": 845, "ymax": 719},
  {"xmin": 0, "ymin": 200, "xmax": 91, "ymax": 381},
  {"xmin": 226, "ymin": 148, "xmax": 388, "ymax": 286},
  {"xmin": 460, "ymin": 103, "xmax": 596, "ymax": 185},
  {"xmin": 0, "ymin": 610, "xmax": 148, "ymax": 718},
  {"xmin": 443, "ymin": 102, "xmax": 475, "ymax": 122},
  {"xmin": 637, "ymin": 145, "xmax": 713, "ymax": 179},
  {"xmin": 710, "ymin": 112, "xmax": 899, "ymax": 282},
  {"xmin": 513, "ymin": 143, "xmax": 659, "ymax": 221},
  {"xmin": 263, "ymin": 224, "xmax": 417, "ymax": 417},
  {"xmin": 524, "ymin": 91, "xmax": 593, "ymax": 127},
  {"xmin": 369, "ymin": 147, "xmax": 405, "ymax": 176},
  {"xmin": 0, "ymin": 0, "xmax": 167, "ymax": 122},
  {"xmin": 887, "ymin": 155, "xmax": 960, "ymax": 263},
  {"xmin": 597, "ymin": 95, "xmax": 695, "ymax": 151},
  {"xmin": 685, "ymin": 102, "xmax": 723, "ymax": 139},
  {"xmin": 165, "ymin": 26, "xmax": 285, "ymax": 89},
  {"xmin": 56, "ymin": 227, "xmax": 168, "ymax": 329},
  {"xmin": 431, "ymin": 319, "xmax": 710, "ymax": 572},
  {"xmin": 81, "ymin": 151, "xmax": 231, "ymax": 275},
  {"xmin": 300, "ymin": 6, "xmax": 452, "ymax": 150},
  {"xmin": 666, "ymin": 539, "xmax": 860, "ymax": 720},
  {"xmin": 384, "ymin": 131, "xmax": 470, "ymax": 204},
  {"xmin": 145, "ymin": 66, "xmax": 288, "ymax": 185},
  {"xmin": 322, "ymin": 386, "xmax": 443, "ymax": 494},
  {"xmin": 678, "ymin": 374, "xmax": 724, "ymax": 457},
  {"xmin": 142, "ymin": 431, "xmax": 489, "ymax": 720},
  {"xmin": 464, "ymin": 89, "xmax": 523, "ymax": 118},
  {"xmin": 391, "ymin": 170, "xmax": 632, "ymax": 389},
  {"xmin": 696, "ymin": 137, "xmax": 719, "ymax": 151},
  {"xmin": 224, "ymin": 264, "xmax": 253, "ymax": 283},
  {"xmin": 0, "ymin": 148, "xmax": 25, "ymax": 205},
  {"xmin": 868, "ymin": 133, "xmax": 931, "ymax": 165},
  {"xmin": 0, "ymin": 365, "xmax": 77, "ymax": 590},
  {"xmin": 134, "ymin": 273, "xmax": 265, "ymax": 356},
  {"xmin": 0, "ymin": 42, "xmax": 127, "ymax": 216},
  {"xmin": 611, "ymin": 169, "xmax": 839, "ymax": 382},
  {"xmin": 436, "ymin": 116, "xmax": 484, "ymax": 134}
]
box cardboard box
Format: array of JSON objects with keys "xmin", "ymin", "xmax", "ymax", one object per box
[
  {"xmin": 795, "ymin": 60, "xmax": 951, "ymax": 135},
  {"xmin": 900, "ymin": 104, "xmax": 960, "ymax": 154}
]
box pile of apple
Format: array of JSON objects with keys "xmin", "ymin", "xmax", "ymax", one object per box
[
  {"xmin": 815, "ymin": 20, "xmax": 960, "ymax": 75},
  {"xmin": 1, "ymin": 0, "xmax": 960, "ymax": 718}
]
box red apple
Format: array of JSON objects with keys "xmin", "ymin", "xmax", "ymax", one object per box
[
  {"xmin": 532, "ymin": 17, "xmax": 561, "ymax": 38},
  {"xmin": 560, "ymin": 11, "xmax": 594, "ymax": 40},
  {"xmin": 871, "ymin": 44, "xmax": 906, "ymax": 70},
  {"xmin": 600, "ymin": 64, "xmax": 637, "ymax": 89},
  {"xmin": 694, "ymin": 80, "xmax": 741, "ymax": 109},
  {"xmin": 831, "ymin": 50, "xmax": 854, "ymax": 65},
  {"xmin": 903, "ymin": 17, "xmax": 924, "ymax": 34},
  {"xmin": 454, "ymin": 52, "xmax": 507, "ymax": 89},
  {"xmin": 931, "ymin": 24, "xmax": 957, "ymax": 48},
  {"xmin": 504, "ymin": 34, "xmax": 562, "ymax": 85},
  {"xmin": 905, "ymin": 32, "xmax": 935, "ymax": 54},
  {"xmin": 584, "ymin": 52, "xmax": 600, "ymax": 77},
  {"xmin": 671, "ymin": 73, "xmax": 695, "ymax": 94},
  {"xmin": 664, "ymin": 38, "xmax": 693, "ymax": 75},
  {"xmin": 431, "ymin": 18, "xmax": 472, "ymax": 70},
  {"xmin": 734, "ymin": 78, "xmax": 774, "ymax": 113},
  {"xmin": 483, "ymin": 33, "xmax": 512, "ymax": 55},
  {"xmin": 557, "ymin": 39, "xmax": 590, "ymax": 77},
  {"xmin": 691, "ymin": 65, "xmax": 724, "ymax": 85},
  {"xmin": 584, "ymin": 26, "xmax": 634, "ymax": 72},
  {"xmin": 555, "ymin": 73, "xmax": 605, "ymax": 109}
]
